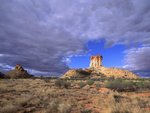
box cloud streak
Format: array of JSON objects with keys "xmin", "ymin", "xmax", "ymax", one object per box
[{"xmin": 0, "ymin": 0, "xmax": 150, "ymax": 75}]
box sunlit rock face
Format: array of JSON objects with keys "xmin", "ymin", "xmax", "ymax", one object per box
[
  {"xmin": 91, "ymin": 66, "xmax": 138, "ymax": 79},
  {"xmin": 15, "ymin": 64, "xmax": 25, "ymax": 71},
  {"xmin": 90, "ymin": 55, "xmax": 103, "ymax": 68}
]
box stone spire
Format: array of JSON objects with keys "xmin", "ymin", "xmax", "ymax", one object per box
[{"xmin": 90, "ymin": 55, "xmax": 103, "ymax": 68}]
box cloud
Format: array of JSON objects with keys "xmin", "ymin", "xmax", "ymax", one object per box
[
  {"xmin": 0, "ymin": 0, "xmax": 150, "ymax": 75},
  {"xmin": 123, "ymin": 46, "xmax": 150, "ymax": 77}
]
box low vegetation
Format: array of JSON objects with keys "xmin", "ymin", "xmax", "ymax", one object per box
[
  {"xmin": 105, "ymin": 78, "xmax": 150, "ymax": 92},
  {"xmin": 99, "ymin": 92, "xmax": 150, "ymax": 113},
  {"xmin": 78, "ymin": 81, "xmax": 86, "ymax": 88},
  {"xmin": 55, "ymin": 79, "xmax": 71, "ymax": 89},
  {"xmin": 86, "ymin": 80, "xmax": 94, "ymax": 86},
  {"xmin": 105, "ymin": 78, "xmax": 136, "ymax": 91},
  {"xmin": 0, "ymin": 78, "xmax": 149, "ymax": 113}
]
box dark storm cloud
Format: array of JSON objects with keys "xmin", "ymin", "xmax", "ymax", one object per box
[
  {"xmin": 0, "ymin": 0, "xmax": 150, "ymax": 75},
  {"xmin": 123, "ymin": 46, "xmax": 150, "ymax": 77}
]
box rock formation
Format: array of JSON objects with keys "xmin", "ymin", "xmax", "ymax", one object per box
[
  {"xmin": 6, "ymin": 64, "xmax": 33, "ymax": 78},
  {"xmin": 62, "ymin": 55, "xmax": 138, "ymax": 79},
  {"xmin": 15, "ymin": 64, "xmax": 25, "ymax": 71},
  {"xmin": 89, "ymin": 55, "xmax": 138, "ymax": 78},
  {"xmin": 90, "ymin": 55, "xmax": 103, "ymax": 68}
]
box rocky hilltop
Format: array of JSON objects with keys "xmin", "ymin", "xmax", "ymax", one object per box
[
  {"xmin": 6, "ymin": 64, "xmax": 33, "ymax": 78},
  {"xmin": 62, "ymin": 55, "xmax": 138, "ymax": 79},
  {"xmin": 62, "ymin": 68, "xmax": 105, "ymax": 79}
]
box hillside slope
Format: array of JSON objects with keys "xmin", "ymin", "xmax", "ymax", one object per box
[{"xmin": 62, "ymin": 67, "xmax": 138, "ymax": 79}]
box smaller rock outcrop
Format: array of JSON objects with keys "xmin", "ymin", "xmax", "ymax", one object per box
[{"xmin": 6, "ymin": 64, "xmax": 33, "ymax": 78}]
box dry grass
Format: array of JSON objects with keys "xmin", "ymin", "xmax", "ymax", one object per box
[
  {"xmin": 98, "ymin": 91, "xmax": 150, "ymax": 113},
  {"xmin": 0, "ymin": 104, "xmax": 20, "ymax": 113},
  {"xmin": 0, "ymin": 79, "xmax": 149, "ymax": 113},
  {"xmin": 46, "ymin": 98, "xmax": 73, "ymax": 113}
]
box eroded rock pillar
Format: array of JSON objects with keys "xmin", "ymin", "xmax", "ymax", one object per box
[{"xmin": 90, "ymin": 55, "xmax": 103, "ymax": 68}]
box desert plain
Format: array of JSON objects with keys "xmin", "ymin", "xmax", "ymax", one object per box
[{"xmin": 0, "ymin": 78, "xmax": 150, "ymax": 113}]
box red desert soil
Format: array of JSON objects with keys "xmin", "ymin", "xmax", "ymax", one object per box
[{"xmin": 135, "ymin": 92, "xmax": 150, "ymax": 97}]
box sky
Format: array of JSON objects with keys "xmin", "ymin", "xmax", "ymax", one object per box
[
  {"xmin": 69, "ymin": 40, "xmax": 125, "ymax": 69},
  {"xmin": 0, "ymin": 0, "xmax": 150, "ymax": 77}
]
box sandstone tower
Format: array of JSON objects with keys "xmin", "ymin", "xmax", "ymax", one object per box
[{"xmin": 90, "ymin": 55, "xmax": 103, "ymax": 68}]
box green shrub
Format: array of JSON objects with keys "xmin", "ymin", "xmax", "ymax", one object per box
[
  {"xmin": 81, "ymin": 109, "xmax": 92, "ymax": 113},
  {"xmin": 111, "ymin": 110, "xmax": 130, "ymax": 113},
  {"xmin": 95, "ymin": 83, "xmax": 101, "ymax": 89},
  {"xmin": 78, "ymin": 82, "xmax": 86, "ymax": 88},
  {"xmin": 43, "ymin": 78, "xmax": 50, "ymax": 83},
  {"xmin": 46, "ymin": 99, "xmax": 72, "ymax": 113},
  {"xmin": 86, "ymin": 80, "xmax": 94, "ymax": 86},
  {"xmin": 144, "ymin": 81, "xmax": 150, "ymax": 89},
  {"xmin": 105, "ymin": 79, "xmax": 136, "ymax": 91},
  {"xmin": 55, "ymin": 79, "xmax": 62, "ymax": 88},
  {"xmin": 63, "ymin": 81, "xmax": 71, "ymax": 89},
  {"xmin": 136, "ymin": 81, "xmax": 150, "ymax": 89},
  {"xmin": 55, "ymin": 79, "xmax": 71, "ymax": 89},
  {"xmin": 107, "ymin": 76, "xmax": 115, "ymax": 81},
  {"xmin": 135, "ymin": 81, "xmax": 145, "ymax": 88},
  {"xmin": 0, "ymin": 104, "xmax": 20, "ymax": 113}
]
